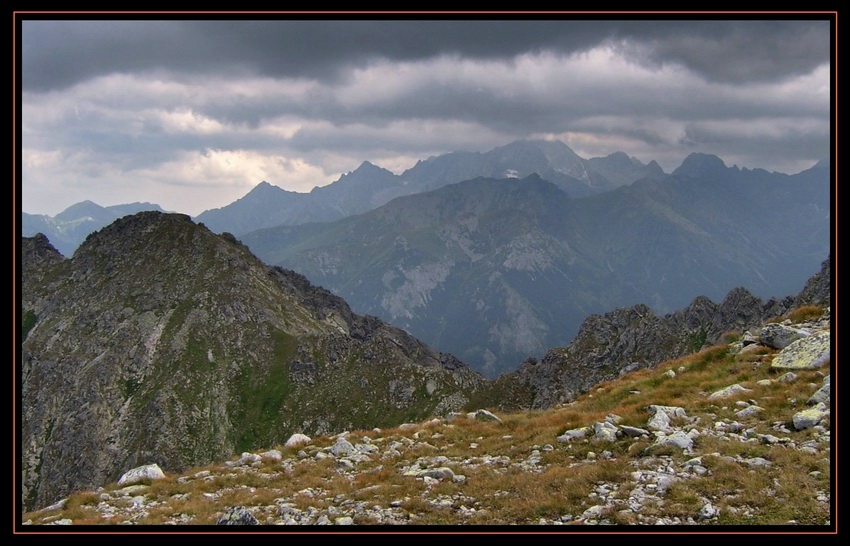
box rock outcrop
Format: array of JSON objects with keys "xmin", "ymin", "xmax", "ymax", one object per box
[{"xmin": 21, "ymin": 212, "xmax": 484, "ymax": 511}]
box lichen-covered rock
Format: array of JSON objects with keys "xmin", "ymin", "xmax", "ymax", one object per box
[
  {"xmin": 771, "ymin": 331, "xmax": 830, "ymax": 370},
  {"xmin": 217, "ymin": 506, "xmax": 259, "ymax": 525},
  {"xmin": 117, "ymin": 464, "xmax": 165, "ymax": 487},
  {"xmin": 792, "ymin": 403, "xmax": 829, "ymax": 430}
]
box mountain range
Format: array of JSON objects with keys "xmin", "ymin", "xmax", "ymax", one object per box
[
  {"xmin": 22, "ymin": 201, "xmax": 166, "ymax": 257},
  {"xmin": 194, "ymin": 139, "xmax": 666, "ymax": 236},
  {"xmin": 20, "ymin": 210, "xmax": 830, "ymax": 513},
  {"xmin": 240, "ymin": 155, "xmax": 830, "ymax": 377}
]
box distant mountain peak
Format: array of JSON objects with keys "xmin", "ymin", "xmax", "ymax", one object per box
[{"xmin": 673, "ymin": 153, "xmax": 728, "ymax": 178}]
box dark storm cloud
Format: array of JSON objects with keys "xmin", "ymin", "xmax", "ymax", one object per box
[
  {"xmin": 20, "ymin": 17, "xmax": 832, "ymax": 216},
  {"xmin": 22, "ymin": 19, "xmax": 830, "ymax": 92}
]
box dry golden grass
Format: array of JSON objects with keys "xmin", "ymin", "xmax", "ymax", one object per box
[{"xmin": 22, "ymin": 326, "xmax": 832, "ymax": 527}]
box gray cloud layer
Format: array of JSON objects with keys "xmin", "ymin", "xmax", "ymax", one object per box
[{"xmin": 20, "ymin": 17, "xmax": 832, "ymax": 216}]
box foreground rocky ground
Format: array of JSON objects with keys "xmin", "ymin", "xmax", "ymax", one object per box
[{"xmin": 21, "ymin": 308, "xmax": 832, "ymax": 528}]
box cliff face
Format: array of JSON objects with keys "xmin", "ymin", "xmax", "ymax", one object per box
[{"xmin": 21, "ymin": 212, "xmax": 483, "ymax": 511}]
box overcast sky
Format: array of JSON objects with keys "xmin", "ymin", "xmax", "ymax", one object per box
[{"xmin": 19, "ymin": 17, "xmax": 832, "ymax": 217}]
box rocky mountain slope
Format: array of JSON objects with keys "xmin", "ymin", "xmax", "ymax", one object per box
[
  {"xmin": 20, "ymin": 304, "xmax": 831, "ymax": 527},
  {"xmin": 471, "ymin": 256, "xmax": 831, "ymax": 411},
  {"xmin": 194, "ymin": 139, "xmax": 664, "ymax": 236},
  {"xmin": 240, "ymin": 156, "xmax": 829, "ymax": 377},
  {"xmin": 22, "ymin": 201, "xmax": 165, "ymax": 257},
  {"xmin": 20, "ymin": 212, "xmax": 484, "ymax": 512}
]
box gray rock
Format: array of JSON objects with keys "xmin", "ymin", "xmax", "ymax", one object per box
[
  {"xmin": 594, "ymin": 421, "xmax": 619, "ymax": 442},
  {"xmin": 771, "ymin": 331, "xmax": 831, "ymax": 370},
  {"xmin": 647, "ymin": 410, "xmax": 671, "ymax": 432},
  {"xmin": 557, "ymin": 427, "xmax": 590, "ymax": 442},
  {"xmin": 582, "ymin": 505, "xmax": 606, "ymax": 520},
  {"xmin": 42, "ymin": 498, "xmax": 67, "ymax": 511},
  {"xmin": 735, "ymin": 406, "xmax": 764, "ymax": 419},
  {"xmin": 654, "ymin": 431, "xmax": 693, "ymax": 450},
  {"xmin": 648, "ymin": 405, "xmax": 687, "ymax": 419},
  {"xmin": 741, "ymin": 332, "xmax": 758, "ymax": 346},
  {"xmin": 698, "ymin": 503, "xmax": 718, "ymax": 519},
  {"xmin": 237, "ymin": 452, "xmax": 261, "ymax": 465},
  {"xmin": 708, "ymin": 384, "xmax": 752, "ymax": 400},
  {"xmin": 793, "ymin": 403, "xmax": 829, "ymax": 430},
  {"xmin": 284, "ymin": 433, "xmax": 311, "ymax": 447},
  {"xmin": 336, "ymin": 459, "xmax": 355, "ymax": 470},
  {"xmin": 421, "ymin": 467, "xmax": 455, "ymax": 480},
  {"xmin": 777, "ymin": 372, "xmax": 798, "ymax": 383},
  {"xmin": 259, "ymin": 449, "xmax": 282, "ymax": 461},
  {"xmin": 331, "ymin": 438, "xmax": 355, "ymax": 457},
  {"xmin": 47, "ymin": 519, "xmax": 73, "ymax": 525},
  {"xmin": 620, "ymin": 425, "xmax": 650, "ymax": 438},
  {"xmin": 471, "ymin": 409, "xmax": 502, "ymax": 423},
  {"xmin": 335, "ymin": 516, "xmax": 354, "ymax": 525},
  {"xmin": 117, "ymin": 464, "xmax": 165, "ymax": 486},
  {"xmin": 217, "ymin": 506, "xmax": 259, "ymax": 525},
  {"xmin": 743, "ymin": 457, "xmax": 771, "ymax": 468},
  {"xmin": 808, "ymin": 376, "xmax": 830, "ymax": 405},
  {"xmin": 759, "ymin": 323, "xmax": 810, "ymax": 349},
  {"xmin": 604, "ymin": 413, "xmax": 623, "ymax": 425}
]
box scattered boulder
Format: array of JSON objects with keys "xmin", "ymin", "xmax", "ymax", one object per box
[
  {"xmin": 593, "ymin": 421, "xmax": 619, "ymax": 442},
  {"xmin": 557, "ymin": 427, "xmax": 590, "ymax": 442},
  {"xmin": 647, "ymin": 409, "xmax": 671, "ymax": 432},
  {"xmin": 284, "ymin": 433, "xmax": 311, "ymax": 448},
  {"xmin": 469, "ymin": 409, "xmax": 502, "ymax": 423},
  {"xmin": 808, "ymin": 376, "xmax": 830, "ymax": 405},
  {"xmin": 653, "ymin": 431, "xmax": 693, "ymax": 451},
  {"xmin": 620, "ymin": 425, "xmax": 650, "ymax": 438},
  {"xmin": 758, "ymin": 323, "xmax": 810, "ymax": 350},
  {"xmin": 330, "ymin": 438, "xmax": 355, "ymax": 457},
  {"xmin": 734, "ymin": 406, "xmax": 764, "ymax": 419},
  {"xmin": 217, "ymin": 506, "xmax": 259, "ymax": 525},
  {"xmin": 771, "ymin": 331, "xmax": 830, "ymax": 370},
  {"xmin": 792, "ymin": 403, "xmax": 829, "ymax": 430},
  {"xmin": 117, "ymin": 464, "xmax": 165, "ymax": 487},
  {"xmin": 708, "ymin": 384, "xmax": 752, "ymax": 400},
  {"xmin": 777, "ymin": 372, "xmax": 798, "ymax": 383},
  {"xmin": 257, "ymin": 450, "xmax": 281, "ymax": 462}
]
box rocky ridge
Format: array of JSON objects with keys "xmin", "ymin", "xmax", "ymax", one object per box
[
  {"xmin": 474, "ymin": 269, "xmax": 829, "ymax": 411},
  {"xmin": 21, "ymin": 307, "xmax": 831, "ymax": 527},
  {"xmin": 21, "ymin": 212, "xmax": 484, "ymax": 512}
]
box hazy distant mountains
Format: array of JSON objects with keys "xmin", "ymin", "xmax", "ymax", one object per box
[
  {"xmin": 194, "ymin": 139, "xmax": 666, "ymax": 235},
  {"xmin": 240, "ymin": 155, "xmax": 830, "ymax": 377},
  {"xmin": 22, "ymin": 201, "xmax": 165, "ymax": 257}
]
